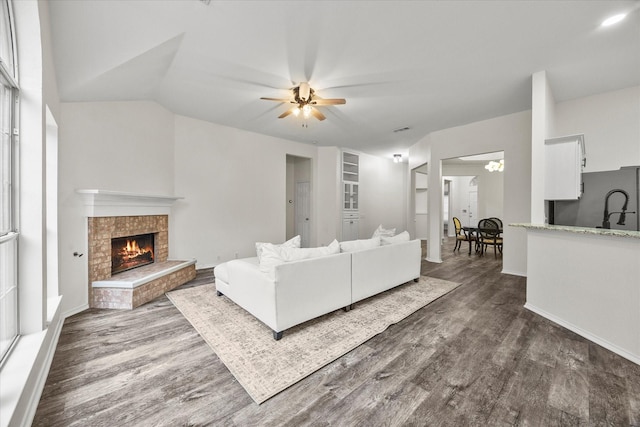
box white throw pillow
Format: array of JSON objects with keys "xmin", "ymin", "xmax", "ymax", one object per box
[
  {"xmin": 340, "ymin": 236, "xmax": 380, "ymax": 253},
  {"xmin": 259, "ymin": 239, "xmax": 339, "ymax": 281},
  {"xmin": 372, "ymin": 224, "xmax": 396, "ymax": 238},
  {"xmin": 279, "ymin": 239, "xmax": 340, "ymax": 261},
  {"xmin": 381, "ymin": 230, "xmax": 410, "ymax": 245},
  {"xmin": 258, "ymin": 243, "xmax": 286, "ymax": 280},
  {"xmin": 256, "ymin": 235, "xmax": 300, "ymax": 261}
]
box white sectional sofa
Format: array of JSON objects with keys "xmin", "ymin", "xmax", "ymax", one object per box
[
  {"xmin": 214, "ymin": 236, "xmax": 421, "ymax": 340},
  {"xmin": 214, "ymin": 252, "xmax": 352, "ymax": 340},
  {"xmin": 351, "ymin": 239, "xmax": 422, "ymax": 304}
]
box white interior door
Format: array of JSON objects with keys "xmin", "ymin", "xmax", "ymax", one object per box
[
  {"xmin": 295, "ymin": 182, "xmax": 311, "ymax": 247},
  {"xmin": 468, "ymin": 190, "xmax": 478, "ymax": 227}
]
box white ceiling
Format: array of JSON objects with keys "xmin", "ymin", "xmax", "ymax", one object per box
[{"xmin": 47, "ymin": 1, "xmax": 640, "ymax": 158}]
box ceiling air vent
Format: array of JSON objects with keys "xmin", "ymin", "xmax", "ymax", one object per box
[{"xmin": 393, "ymin": 126, "xmax": 411, "ymax": 133}]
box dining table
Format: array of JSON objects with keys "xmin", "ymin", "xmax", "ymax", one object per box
[{"xmin": 462, "ymin": 226, "xmax": 503, "ymax": 255}]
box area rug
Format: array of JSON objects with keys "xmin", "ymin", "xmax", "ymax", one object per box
[{"xmin": 166, "ymin": 276, "xmax": 460, "ymax": 404}]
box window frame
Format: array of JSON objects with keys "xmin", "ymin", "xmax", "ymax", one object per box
[{"xmin": 0, "ymin": 0, "xmax": 19, "ymax": 366}]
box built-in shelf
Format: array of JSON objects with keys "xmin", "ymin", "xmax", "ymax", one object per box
[
  {"xmin": 77, "ymin": 189, "xmax": 183, "ymax": 217},
  {"xmin": 342, "ymin": 152, "xmax": 359, "ymax": 183}
]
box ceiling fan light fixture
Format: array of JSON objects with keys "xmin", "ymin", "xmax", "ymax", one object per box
[
  {"xmin": 261, "ymin": 82, "xmax": 345, "ymax": 122},
  {"xmin": 485, "ymin": 159, "xmax": 504, "ymax": 172},
  {"xmin": 299, "ymin": 82, "xmax": 311, "ymax": 101},
  {"xmin": 601, "ymin": 13, "xmax": 627, "ymax": 27}
]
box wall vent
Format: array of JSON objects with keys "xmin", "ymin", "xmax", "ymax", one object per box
[{"xmin": 393, "ymin": 126, "xmax": 411, "ymax": 133}]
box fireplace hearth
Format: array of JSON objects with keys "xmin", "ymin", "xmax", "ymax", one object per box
[{"xmin": 111, "ymin": 233, "xmax": 155, "ymax": 275}]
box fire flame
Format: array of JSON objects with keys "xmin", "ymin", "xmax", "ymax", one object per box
[{"xmin": 119, "ymin": 239, "xmax": 153, "ymax": 260}]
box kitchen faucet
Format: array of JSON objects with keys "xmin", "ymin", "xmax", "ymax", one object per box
[{"xmin": 602, "ymin": 189, "xmax": 635, "ymax": 229}]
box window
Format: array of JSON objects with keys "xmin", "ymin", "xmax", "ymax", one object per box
[{"xmin": 0, "ymin": 0, "xmax": 18, "ymax": 364}]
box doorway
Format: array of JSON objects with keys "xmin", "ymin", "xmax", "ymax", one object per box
[
  {"xmin": 442, "ymin": 151, "xmax": 504, "ymax": 235},
  {"xmin": 286, "ymin": 155, "xmax": 312, "ymax": 247},
  {"xmin": 443, "ymin": 179, "xmax": 451, "ymax": 235}
]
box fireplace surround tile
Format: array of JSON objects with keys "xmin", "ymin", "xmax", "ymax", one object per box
[{"xmin": 88, "ymin": 214, "xmax": 192, "ymax": 309}]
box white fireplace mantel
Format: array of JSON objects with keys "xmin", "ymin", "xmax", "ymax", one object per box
[{"xmin": 77, "ymin": 189, "xmax": 183, "ymax": 217}]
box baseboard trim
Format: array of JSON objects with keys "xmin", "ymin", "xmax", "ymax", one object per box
[
  {"xmin": 501, "ymin": 268, "xmax": 527, "ymax": 277},
  {"xmin": 524, "ymin": 302, "xmax": 640, "ymax": 365},
  {"xmin": 63, "ymin": 303, "xmax": 89, "ymax": 319},
  {"xmin": 425, "ymin": 256, "xmax": 442, "ymax": 263}
]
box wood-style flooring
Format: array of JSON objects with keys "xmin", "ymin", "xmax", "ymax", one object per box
[{"xmin": 33, "ymin": 239, "xmax": 640, "ymax": 426}]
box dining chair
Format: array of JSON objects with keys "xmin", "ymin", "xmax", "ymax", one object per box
[
  {"xmin": 488, "ymin": 217, "xmax": 503, "ymax": 229},
  {"xmin": 452, "ymin": 216, "xmax": 474, "ymax": 252},
  {"xmin": 477, "ymin": 218, "xmax": 503, "ymax": 258}
]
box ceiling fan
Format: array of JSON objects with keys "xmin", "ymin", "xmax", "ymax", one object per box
[{"xmin": 260, "ymin": 82, "xmax": 346, "ymax": 121}]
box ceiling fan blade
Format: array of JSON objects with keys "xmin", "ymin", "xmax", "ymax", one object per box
[
  {"xmin": 311, "ymin": 98, "xmax": 346, "ymax": 106},
  {"xmin": 310, "ymin": 108, "xmax": 326, "ymax": 121},
  {"xmin": 261, "ymin": 97, "xmax": 292, "ymax": 103},
  {"xmin": 278, "ymin": 108, "xmax": 295, "ymax": 119}
]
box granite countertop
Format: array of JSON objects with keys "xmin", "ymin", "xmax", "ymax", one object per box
[{"xmin": 510, "ymin": 223, "xmax": 640, "ymax": 239}]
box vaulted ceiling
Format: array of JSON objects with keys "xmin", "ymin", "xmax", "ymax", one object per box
[{"xmin": 48, "ymin": 1, "xmax": 640, "ymax": 157}]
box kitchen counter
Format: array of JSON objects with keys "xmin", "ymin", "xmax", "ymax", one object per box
[
  {"xmin": 515, "ymin": 222, "xmax": 640, "ymax": 365},
  {"xmin": 511, "ymin": 222, "xmax": 640, "ymax": 239}
]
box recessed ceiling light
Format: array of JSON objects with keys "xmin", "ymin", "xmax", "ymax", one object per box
[{"xmin": 601, "ymin": 13, "xmax": 627, "ymax": 27}]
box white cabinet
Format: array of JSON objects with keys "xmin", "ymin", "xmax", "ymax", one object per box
[
  {"xmin": 544, "ymin": 134, "xmax": 585, "ymax": 200},
  {"xmin": 343, "ymin": 182, "xmax": 359, "ymax": 210},
  {"xmin": 342, "ymin": 151, "xmax": 359, "ymax": 240},
  {"xmin": 342, "ymin": 212, "xmax": 359, "ymax": 241}
]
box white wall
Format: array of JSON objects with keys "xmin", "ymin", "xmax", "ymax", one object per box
[
  {"xmin": 479, "ymin": 169, "xmax": 504, "ymax": 220},
  {"xmin": 171, "ymin": 115, "xmax": 318, "ymax": 268},
  {"xmin": 357, "ymin": 152, "xmax": 408, "ymax": 237},
  {"xmin": 315, "ymin": 146, "xmax": 341, "ymax": 246},
  {"xmin": 58, "ymin": 101, "xmax": 175, "ymax": 315},
  {"xmin": 531, "ymin": 70, "xmax": 556, "ymax": 224},
  {"xmin": 555, "ymin": 85, "xmax": 640, "ymax": 172},
  {"xmin": 409, "ymin": 110, "xmax": 532, "ymax": 276}
]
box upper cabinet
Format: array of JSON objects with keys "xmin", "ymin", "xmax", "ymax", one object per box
[
  {"xmin": 342, "ymin": 152, "xmax": 359, "ymax": 182},
  {"xmin": 544, "ymin": 134, "xmax": 586, "ymax": 200}
]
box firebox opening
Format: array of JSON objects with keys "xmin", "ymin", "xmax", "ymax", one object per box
[{"xmin": 111, "ymin": 233, "xmax": 155, "ymax": 275}]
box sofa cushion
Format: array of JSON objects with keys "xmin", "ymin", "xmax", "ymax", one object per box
[
  {"xmin": 259, "ymin": 240, "xmax": 340, "ymax": 280},
  {"xmin": 214, "ymin": 262, "xmax": 229, "ymax": 284},
  {"xmin": 339, "ymin": 236, "xmax": 380, "ymax": 253},
  {"xmin": 381, "ymin": 230, "xmax": 410, "ymax": 245},
  {"xmin": 256, "ymin": 235, "xmax": 300, "ymax": 261},
  {"xmin": 372, "ymin": 224, "xmax": 396, "ymax": 238}
]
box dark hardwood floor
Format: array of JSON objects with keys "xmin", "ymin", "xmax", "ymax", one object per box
[{"xmin": 33, "ymin": 239, "xmax": 640, "ymax": 426}]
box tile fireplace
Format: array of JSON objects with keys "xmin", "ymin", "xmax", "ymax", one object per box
[{"xmin": 79, "ymin": 190, "xmax": 195, "ymax": 310}]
